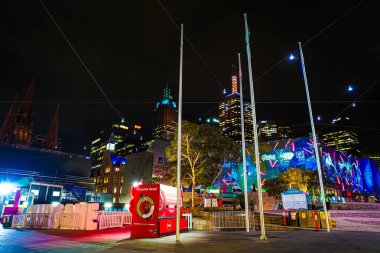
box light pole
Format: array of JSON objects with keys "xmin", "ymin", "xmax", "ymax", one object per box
[
  {"xmin": 244, "ymin": 13, "xmax": 267, "ymax": 240},
  {"xmin": 298, "ymin": 42, "xmax": 330, "ymax": 232},
  {"xmin": 238, "ymin": 53, "xmax": 250, "ymax": 232},
  {"xmin": 176, "ymin": 23, "xmax": 184, "ymax": 242}
]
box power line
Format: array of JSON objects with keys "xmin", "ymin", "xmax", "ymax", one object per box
[
  {"xmin": 318, "ymin": 54, "xmax": 380, "ymax": 116},
  {"xmin": 39, "ymin": 0, "xmax": 123, "ymax": 119},
  {"xmin": 155, "ymin": 0, "xmax": 225, "ymax": 89},
  {"xmin": 1, "ymin": 100, "xmax": 380, "ymax": 104},
  {"xmin": 198, "ymin": 1, "xmax": 365, "ymax": 118}
]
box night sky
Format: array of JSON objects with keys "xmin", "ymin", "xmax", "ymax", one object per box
[{"xmin": 1, "ymin": 0, "xmax": 379, "ymax": 154}]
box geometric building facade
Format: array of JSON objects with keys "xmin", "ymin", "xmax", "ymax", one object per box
[{"xmin": 218, "ymin": 137, "xmax": 380, "ymax": 198}]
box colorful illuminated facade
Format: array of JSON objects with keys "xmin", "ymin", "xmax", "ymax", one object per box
[
  {"xmin": 217, "ymin": 137, "xmax": 380, "ymax": 198},
  {"xmin": 219, "ymin": 69, "xmax": 253, "ymax": 144},
  {"xmin": 153, "ymin": 86, "xmax": 177, "ymax": 141}
]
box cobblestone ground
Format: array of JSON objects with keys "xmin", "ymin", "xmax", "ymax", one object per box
[{"xmin": 330, "ymin": 210, "xmax": 380, "ymax": 232}]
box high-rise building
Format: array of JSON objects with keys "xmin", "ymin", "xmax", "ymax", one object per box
[
  {"xmin": 258, "ymin": 120, "xmax": 278, "ymax": 142},
  {"xmin": 94, "ymin": 151, "xmax": 126, "ymax": 203},
  {"xmin": 278, "ymin": 125, "xmax": 293, "ymax": 140},
  {"xmin": 321, "ymin": 116, "xmax": 360, "ymax": 155},
  {"xmin": 0, "ymin": 79, "xmax": 35, "ymax": 146},
  {"xmin": 219, "ymin": 70, "xmax": 253, "ymax": 143},
  {"xmin": 90, "ymin": 118, "xmax": 129, "ymax": 178},
  {"xmin": 153, "ymin": 86, "xmax": 177, "ymax": 141}
]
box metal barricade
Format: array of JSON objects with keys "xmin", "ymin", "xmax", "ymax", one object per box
[
  {"xmin": 182, "ymin": 213, "xmax": 193, "ymax": 230},
  {"xmin": 97, "ymin": 211, "xmax": 131, "ymax": 229},
  {"xmin": 59, "ymin": 213, "xmax": 82, "ymax": 230},
  {"xmin": 212, "ymin": 211, "xmax": 255, "ymax": 231}
]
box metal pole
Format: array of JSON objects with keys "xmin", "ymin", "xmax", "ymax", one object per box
[
  {"xmin": 238, "ymin": 53, "xmax": 250, "ymax": 232},
  {"xmin": 244, "ymin": 13, "xmax": 266, "ymax": 240},
  {"xmin": 176, "ymin": 23, "xmax": 184, "ymax": 242},
  {"xmin": 298, "ymin": 42, "xmax": 330, "ymax": 232}
]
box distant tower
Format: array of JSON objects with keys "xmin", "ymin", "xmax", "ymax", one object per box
[
  {"xmin": 44, "ymin": 105, "xmax": 61, "ymax": 150},
  {"xmin": 219, "ymin": 66, "xmax": 253, "ymax": 143},
  {"xmin": 0, "ymin": 79, "xmax": 35, "ymax": 146},
  {"xmin": 153, "ymin": 85, "xmax": 177, "ymax": 141}
]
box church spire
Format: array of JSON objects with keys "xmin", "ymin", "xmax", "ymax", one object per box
[
  {"xmin": 44, "ymin": 105, "xmax": 60, "ymax": 150},
  {"xmin": 0, "ymin": 100, "xmax": 17, "ymax": 142},
  {"xmin": 22, "ymin": 78, "xmax": 35, "ymax": 113}
]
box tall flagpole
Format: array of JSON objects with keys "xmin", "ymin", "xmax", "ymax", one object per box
[
  {"xmin": 244, "ymin": 13, "xmax": 267, "ymax": 240},
  {"xmin": 298, "ymin": 42, "xmax": 330, "ymax": 232},
  {"xmin": 238, "ymin": 53, "xmax": 250, "ymax": 232},
  {"xmin": 176, "ymin": 24, "xmax": 184, "ymax": 242}
]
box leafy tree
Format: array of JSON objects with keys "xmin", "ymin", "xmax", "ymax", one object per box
[
  {"xmin": 263, "ymin": 168, "xmax": 321, "ymax": 196},
  {"xmin": 165, "ymin": 121, "xmax": 239, "ymax": 207}
]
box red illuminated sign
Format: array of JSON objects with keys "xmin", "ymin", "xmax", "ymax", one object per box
[{"xmin": 130, "ymin": 184, "xmax": 187, "ymax": 238}]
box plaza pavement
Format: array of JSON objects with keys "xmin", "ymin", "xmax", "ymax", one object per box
[{"xmin": 1, "ymin": 226, "xmax": 380, "ymax": 253}]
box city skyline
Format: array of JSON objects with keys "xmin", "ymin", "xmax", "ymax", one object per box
[{"xmin": 0, "ymin": 1, "xmax": 379, "ymax": 153}]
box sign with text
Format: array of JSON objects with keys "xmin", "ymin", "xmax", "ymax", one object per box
[{"xmin": 130, "ymin": 184, "xmax": 160, "ymax": 238}]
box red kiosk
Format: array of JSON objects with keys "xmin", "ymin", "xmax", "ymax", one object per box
[{"xmin": 129, "ymin": 184, "xmax": 188, "ymax": 238}]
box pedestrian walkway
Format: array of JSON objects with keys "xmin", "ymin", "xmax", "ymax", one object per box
[{"xmin": 1, "ymin": 226, "xmax": 379, "ymax": 253}]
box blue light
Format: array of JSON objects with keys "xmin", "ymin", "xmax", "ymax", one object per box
[
  {"xmin": 162, "ymin": 99, "xmax": 169, "ymax": 105},
  {"xmin": 223, "ymin": 89, "xmax": 226, "ymax": 94},
  {"xmin": 347, "ymin": 85, "xmax": 354, "ymax": 92},
  {"xmin": 288, "ymin": 54, "xmax": 295, "ymax": 61},
  {"xmin": 172, "ymin": 102, "xmax": 177, "ymax": 108},
  {"xmin": 317, "ymin": 115, "xmax": 321, "ymax": 121}
]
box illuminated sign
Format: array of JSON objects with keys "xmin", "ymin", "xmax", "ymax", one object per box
[
  {"xmin": 262, "ymin": 154, "xmax": 276, "ymax": 161},
  {"xmin": 106, "ymin": 143, "xmax": 115, "ymax": 151},
  {"xmin": 280, "ymin": 152, "xmax": 294, "ymax": 160}
]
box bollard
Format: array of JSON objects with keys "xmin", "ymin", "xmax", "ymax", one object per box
[
  {"xmin": 313, "ymin": 210, "xmax": 319, "ymax": 231},
  {"xmin": 282, "ymin": 208, "xmax": 287, "ymax": 226}
]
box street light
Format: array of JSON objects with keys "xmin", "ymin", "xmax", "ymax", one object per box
[
  {"xmin": 347, "ymin": 85, "xmax": 354, "ymax": 92},
  {"xmin": 298, "ymin": 42, "xmax": 330, "ymax": 232},
  {"xmin": 289, "ymin": 53, "xmax": 296, "ymax": 61},
  {"xmin": 0, "ymin": 182, "xmax": 14, "ymax": 195}
]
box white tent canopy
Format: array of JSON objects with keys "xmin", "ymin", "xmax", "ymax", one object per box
[{"xmin": 281, "ymin": 188, "xmax": 308, "ymax": 210}]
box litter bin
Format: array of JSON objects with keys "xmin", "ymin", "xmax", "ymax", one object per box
[
  {"xmin": 299, "ymin": 210, "xmax": 320, "ymax": 228},
  {"xmin": 319, "ymin": 211, "xmax": 332, "ymax": 229},
  {"xmin": 298, "ymin": 210, "xmax": 309, "ymax": 228},
  {"xmin": 288, "ymin": 210, "xmax": 299, "ymax": 226},
  {"xmin": 1, "ymin": 215, "xmax": 13, "ymax": 228}
]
